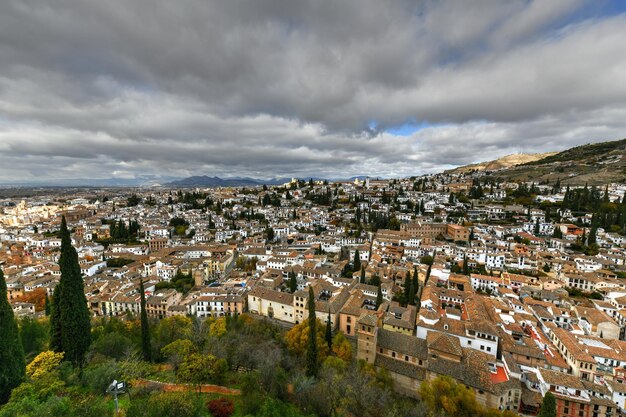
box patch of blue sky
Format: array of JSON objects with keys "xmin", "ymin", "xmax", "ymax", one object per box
[{"xmin": 386, "ymin": 120, "xmax": 448, "ymax": 136}]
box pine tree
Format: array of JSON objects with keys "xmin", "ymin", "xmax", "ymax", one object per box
[
  {"xmin": 306, "ymin": 286, "xmax": 318, "ymax": 378},
  {"xmin": 139, "ymin": 278, "xmax": 151, "ymax": 361},
  {"xmin": 325, "ymin": 311, "xmax": 332, "ymax": 350},
  {"xmin": 0, "ymin": 267, "xmax": 26, "ymax": 404},
  {"xmin": 538, "ymin": 392, "xmax": 556, "ymax": 417},
  {"xmin": 50, "ymin": 216, "xmax": 92, "ymax": 366}
]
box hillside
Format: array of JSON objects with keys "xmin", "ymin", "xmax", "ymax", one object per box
[
  {"xmin": 456, "ymin": 138, "xmax": 626, "ymax": 185},
  {"xmin": 449, "ymin": 152, "xmax": 556, "ymax": 173}
]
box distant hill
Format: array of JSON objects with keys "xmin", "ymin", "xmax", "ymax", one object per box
[
  {"xmin": 449, "ymin": 153, "xmax": 556, "ymax": 174},
  {"xmin": 458, "ymin": 138, "xmax": 626, "ymax": 185},
  {"xmin": 167, "ymin": 176, "xmax": 291, "ymax": 187}
]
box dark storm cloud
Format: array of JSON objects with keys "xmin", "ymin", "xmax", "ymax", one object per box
[{"xmin": 0, "ymin": 0, "xmax": 625, "ymax": 181}]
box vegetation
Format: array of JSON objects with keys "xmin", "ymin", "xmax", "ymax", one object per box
[
  {"xmin": 105, "ymin": 257, "xmax": 135, "ymax": 268},
  {"xmin": 155, "ymin": 270, "xmax": 194, "ymax": 293},
  {"xmin": 522, "ymin": 138, "xmax": 626, "ymax": 166},
  {"xmin": 49, "ymin": 216, "xmax": 92, "ymax": 367},
  {"xmin": 0, "ymin": 267, "xmax": 26, "ymax": 404},
  {"xmin": 537, "ymin": 392, "xmax": 556, "ymax": 417},
  {"xmin": 139, "ymin": 278, "xmax": 151, "ymax": 361},
  {"xmin": 420, "ymin": 376, "xmax": 517, "ymax": 417},
  {"xmin": 306, "ymin": 286, "xmax": 319, "ymax": 378}
]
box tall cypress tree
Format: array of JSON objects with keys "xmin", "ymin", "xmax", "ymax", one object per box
[
  {"xmin": 403, "ymin": 272, "xmax": 411, "ymax": 306},
  {"xmin": 289, "ymin": 271, "xmax": 298, "ymax": 293},
  {"xmin": 139, "ymin": 278, "xmax": 151, "ymax": 361},
  {"xmin": 408, "ymin": 278, "xmax": 416, "ymax": 306},
  {"xmin": 44, "ymin": 293, "xmax": 51, "ymax": 316},
  {"xmin": 360, "ymin": 266, "xmax": 366, "ymax": 284},
  {"xmin": 306, "ymin": 286, "xmax": 318, "ymax": 378},
  {"xmin": 325, "ymin": 310, "xmax": 332, "ymax": 350},
  {"xmin": 375, "ymin": 283, "xmax": 383, "ymax": 309},
  {"xmin": 353, "ymin": 250, "xmax": 361, "ymax": 272},
  {"xmin": 462, "ymin": 255, "xmax": 469, "ymax": 276},
  {"xmin": 50, "ymin": 216, "xmax": 91, "ymax": 366},
  {"xmin": 0, "ymin": 267, "xmax": 26, "ymax": 404}
]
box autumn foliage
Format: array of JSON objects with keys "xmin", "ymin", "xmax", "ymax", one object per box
[
  {"xmin": 14, "ymin": 288, "xmax": 47, "ymax": 311},
  {"xmin": 207, "ymin": 397, "xmax": 235, "ymax": 417}
]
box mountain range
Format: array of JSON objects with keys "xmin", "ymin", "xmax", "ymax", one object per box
[{"xmin": 166, "ymin": 176, "xmax": 292, "ymax": 187}]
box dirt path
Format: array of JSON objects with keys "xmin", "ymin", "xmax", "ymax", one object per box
[{"xmin": 133, "ymin": 378, "xmax": 241, "ymax": 395}]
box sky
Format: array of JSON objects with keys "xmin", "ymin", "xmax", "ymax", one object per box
[{"xmin": 1, "ymin": 0, "xmax": 626, "ymax": 182}]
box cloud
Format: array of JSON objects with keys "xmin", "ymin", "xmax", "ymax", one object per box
[{"xmin": 0, "ymin": 0, "xmax": 624, "ymax": 181}]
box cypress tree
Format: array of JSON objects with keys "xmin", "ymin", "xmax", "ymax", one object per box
[
  {"xmin": 289, "ymin": 271, "xmax": 298, "ymax": 293},
  {"xmin": 49, "ymin": 281, "xmax": 63, "ymax": 352},
  {"xmin": 375, "ymin": 283, "xmax": 383, "ymax": 309},
  {"xmin": 306, "ymin": 286, "xmax": 318, "ymax": 378},
  {"xmin": 325, "ymin": 310, "xmax": 332, "ymax": 350},
  {"xmin": 360, "ymin": 265, "xmax": 366, "ymax": 284},
  {"xmin": 0, "ymin": 267, "xmax": 26, "ymax": 404},
  {"xmin": 50, "ymin": 216, "xmax": 92, "ymax": 366},
  {"xmin": 353, "ymin": 250, "xmax": 361, "ymax": 272},
  {"xmin": 44, "ymin": 293, "xmax": 51, "ymax": 316},
  {"xmin": 588, "ymin": 227, "xmax": 597, "ymax": 246},
  {"xmin": 462, "ymin": 255, "xmax": 469, "ymax": 275},
  {"xmin": 408, "ymin": 278, "xmax": 416, "ymax": 306},
  {"xmin": 139, "ymin": 278, "xmax": 151, "ymax": 361},
  {"xmin": 403, "ymin": 273, "xmax": 411, "ymax": 306}
]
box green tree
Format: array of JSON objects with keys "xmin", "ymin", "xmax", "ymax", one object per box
[
  {"xmin": 462, "ymin": 255, "xmax": 469, "ymax": 276},
  {"xmin": 19, "ymin": 317, "xmax": 48, "ymax": 360},
  {"xmin": 359, "ymin": 266, "xmax": 366, "ymax": 284},
  {"xmin": 306, "ymin": 286, "xmax": 319, "ymax": 378},
  {"xmin": 353, "ymin": 250, "xmax": 361, "ymax": 272},
  {"xmin": 588, "ymin": 226, "xmax": 597, "ymax": 246},
  {"xmin": 325, "ymin": 310, "xmax": 332, "ymax": 350},
  {"xmin": 375, "ymin": 284, "xmax": 383, "ymax": 309},
  {"xmin": 0, "ymin": 267, "xmax": 26, "ymax": 404},
  {"xmin": 139, "ymin": 278, "xmax": 152, "ymax": 361},
  {"xmin": 419, "ymin": 376, "xmax": 483, "ymax": 417},
  {"xmin": 44, "ymin": 293, "xmax": 50, "ymax": 316},
  {"xmin": 49, "ymin": 216, "xmax": 92, "ymax": 366},
  {"xmin": 408, "ymin": 277, "xmax": 416, "ymax": 306},
  {"xmin": 289, "ymin": 271, "xmax": 298, "ymax": 293},
  {"xmin": 538, "ymin": 392, "xmax": 556, "ymax": 417}
]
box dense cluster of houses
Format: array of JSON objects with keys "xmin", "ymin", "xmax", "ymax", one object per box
[{"xmin": 1, "ymin": 174, "xmax": 625, "ymax": 417}]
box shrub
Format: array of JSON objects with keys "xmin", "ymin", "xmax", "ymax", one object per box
[{"xmin": 207, "ymin": 397, "xmax": 235, "ymax": 417}]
